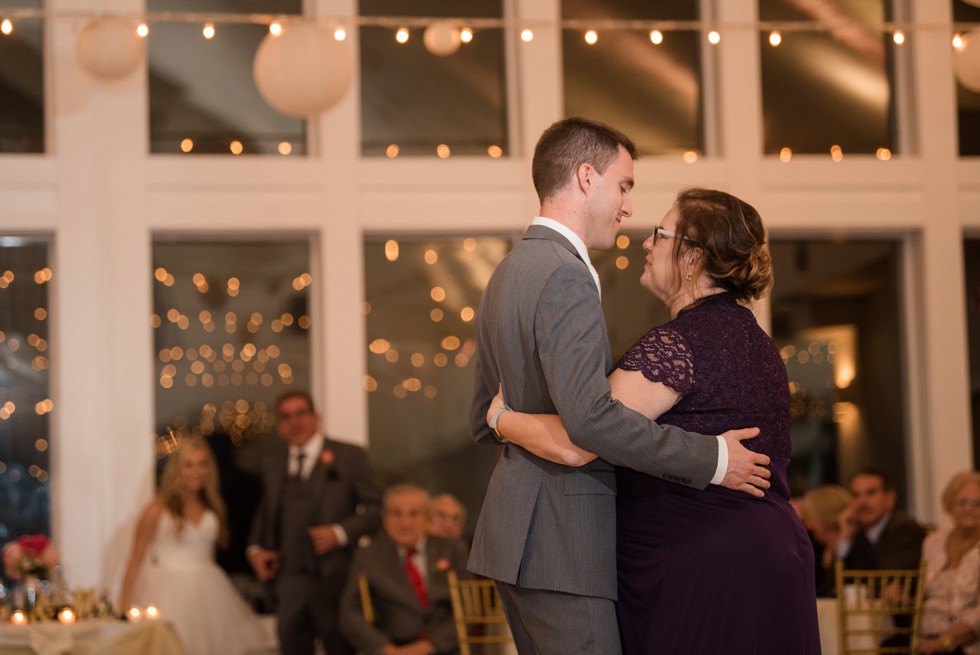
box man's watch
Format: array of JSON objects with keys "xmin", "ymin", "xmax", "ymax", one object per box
[
  {"xmin": 941, "ymin": 635, "xmax": 957, "ymax": 653},
  {"xmin": 488, "ymin": 404, "xmax": 511, "ymax": 442}
]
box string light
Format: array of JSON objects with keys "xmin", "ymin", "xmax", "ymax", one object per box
[
  {"xmin": 268, "ymin": 21, "xmax": 282, "ymax": 36},
  {"xmin": 1, "ymin": 18, "xmax": 12, "ymax": 35},
  {"xmin": 769, "ymin": 31, "xmax": 781, "ymax": 47},
  {"xmin": 520, "ymin": 29, "xmax": 534, "ymax": 42},
  {"xmin": 202, "ymin": 22, "xmax": 215, "ymax": 39},
  {"xmin": 707, "ymin": 30, "xmax": 721, "ymax": 45},
  {"xmin": 459, "ymin": 27, "xmax": 473, "ymax": 43},
  {"xmin": 136, "ymin": 23, "xmax": 149, "ymax": 38},
  {"xmin": 649, "ymin": 30, "xmax": 663, "ymax": 45},
  {"xmin": 779, "ymin": 147, "xmax": 792, "ymax": 162},
  {"xmin": 892, "ymin": 30, "xmax": 905, "ymax": 45},
  {"xmin": 953, "ymin": 33, "xmax": 964, "ymax": 50},
  {"xmin": 334, "ymin": 26, "xmax": 346, "ymax": 41},
  {"xmin": 584, "ymin": 29, "xmax": 598, "ymax": 45},
  {"xmin": 396, "ymin": 27, "xmax": 409, "ymax": 44}
]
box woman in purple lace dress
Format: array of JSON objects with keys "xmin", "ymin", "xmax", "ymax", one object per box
[{"xmin": 489, "ymin": 188, "xmax": 820, "ymax": 654}]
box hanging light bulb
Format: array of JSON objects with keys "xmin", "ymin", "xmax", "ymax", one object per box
[
  {"xmin": 136, "ymin": 23, "xmax": 149, "ymax": 38},
  {"xmin": 459, "ymin": 27, "xmax": 473, "ymax": 43},
  {"xmin": 395, "ymin": 27, "xmax": 410, "ymax": 44},
  {"xmin": 520, "ymin": 29, "xmax": 534, "ymax": 42},
  {"xmin": 269, "ymin": 21, "xmax": 282, "ymax": 36},
  {"xmin": 769, "ymin": 31, "xmax": 782, "ymax": 47},
  {"xmin": 334, "ymin": 26, "xmax": 346, "ymax": 41},
  {"xmin": 584, "ymin": 30, "xmax": 598, "ymax": 45},
  {"xmin": 892, "ymin": 31, "xmax": 905, "ymax": 45},
  {"xmin": 707, "ymin": 30, "xmax": 721, "ymax": 45},
  {"xmin": 202, "ymin": 23, "xmax": 215, "ymax": 40},
  {"xmin": 649, "ymin": 30, "xmax": 663, "ymax": 45},
  {"xmin": 1, "ymin": 18, "xmax": 13, "ymax": 35}
]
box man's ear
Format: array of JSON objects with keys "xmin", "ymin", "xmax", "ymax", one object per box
[{"xmin": 575, "ymin": 163, "xmax": 594, "ymax": 193}]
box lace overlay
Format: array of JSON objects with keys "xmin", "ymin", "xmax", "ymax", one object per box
[
  {"xmin": 615, "ymin": 292, "xmax": 791, "ymax": 459},
  {"xmin": 617, "ymin": 327, "xmax": 694, "ymax": 395}
]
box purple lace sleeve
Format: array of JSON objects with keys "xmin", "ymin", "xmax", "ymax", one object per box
[{"xmin": 616, "ymin": 327, "xmax": 695, "ymax": 396}]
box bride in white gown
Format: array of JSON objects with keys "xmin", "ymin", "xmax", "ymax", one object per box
[{"xmin": 120, "ymin": 437, "xmax": 270, "ymax": 655}]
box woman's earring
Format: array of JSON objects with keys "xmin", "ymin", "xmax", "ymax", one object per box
[{"xmin": 686, "ymin": 272, "xmax": 692, "ymax": 281}]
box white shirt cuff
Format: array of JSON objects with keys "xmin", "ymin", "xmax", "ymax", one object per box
[
  {"xmin": 835, "ymin": 537, "xmax": 852, "ymax": 559},
  {"xmin": 709, "ymin": 435, "xmax": 728, "ymax": 485},
  {"xmin": 332, "ymin": 525, "xmax": 349, "ymax": 547}
]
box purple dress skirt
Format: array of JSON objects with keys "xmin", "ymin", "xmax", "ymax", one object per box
[{"xmin": 614, "ymin": 293, "xmax": 820, "ymax": 655}]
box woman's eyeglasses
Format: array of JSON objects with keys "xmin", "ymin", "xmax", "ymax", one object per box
[
  {"xmin": 954, "ymin": 496, "xmax": 980, "ymax": 508},
  {"xmin": 653, "ymin": 226, "xmax": 698, "ymax": 247}
]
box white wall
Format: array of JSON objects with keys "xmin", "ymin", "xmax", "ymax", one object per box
[{"xmin": 0, "ymin": 0, "xmax": 976, "ymax": 586}]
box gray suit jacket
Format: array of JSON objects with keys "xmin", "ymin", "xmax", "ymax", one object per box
[
  {"xmin": 340, "ymin": 534, "xmax": 470, "ymax": 655},
  {"xmin": 468, "ymin": 225, "xmax": 718, "ymax": 600},
  {"xmin": 248, "ymin": 437, "xmax": 382, "ymax": 591}
]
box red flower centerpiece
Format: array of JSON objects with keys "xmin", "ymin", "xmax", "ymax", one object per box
[{"xmin": 3, "ymin": 534, "xmax": 61, "ymax": 581}]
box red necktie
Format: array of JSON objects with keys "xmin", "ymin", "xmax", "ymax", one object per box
[{"xmin": 405, "ymin": 548, "xmax": 429, "ymax": 610}]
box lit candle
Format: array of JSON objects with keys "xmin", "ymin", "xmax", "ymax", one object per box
[
  {"xmin": 58, "ymin": 608, "xmax": 76, "ymax": 624},
  {"xmin": 127, "ymin": 606, "xmax": 143, "ymax": 622},
  {"xmin": 145, "ymin": 605, "xmax": 159, "ymax": 620},
  {"xmin": 11, "ymin": 610, "xmax": 27, "ymax": 625}
]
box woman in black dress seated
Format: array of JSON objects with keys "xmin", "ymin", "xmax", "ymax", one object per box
[{"xmin": 489, "ymin": 188, "xmax": 820, "ymax": 654}]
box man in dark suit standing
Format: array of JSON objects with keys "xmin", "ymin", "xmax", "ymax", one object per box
[
  {"xmin": 468, "ymin": 116, "xmax": 772, "ymax": 654},
  {"xmin": 837, "ymin": 467, "xmax": 926, "ymax": 570},
  {"xmin": 248, "ymin": 389, "xmax": 382, "ymax": 655},
  {"xmin": 340, "ymin": 484, "xmax": 469, "ymax": 655}
]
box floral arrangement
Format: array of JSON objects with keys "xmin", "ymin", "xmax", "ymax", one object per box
[{"xmin": 2, "ymin": 534, "xmax": 60, "ymax": 581}]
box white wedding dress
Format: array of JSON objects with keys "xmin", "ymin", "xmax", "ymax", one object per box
[{"xmin": 132, "ymin": 509, "xmax": 270, "ymax": 655}]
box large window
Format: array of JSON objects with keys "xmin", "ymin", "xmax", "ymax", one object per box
[
  {"xmin": 760, "ymin": 0, "xmax": 897, "ymax": 156},
  {"xmin": 954, "ymin": 0, "xmax": 980, "ymax": 156},
  {"xmin": 359, "ymin": 0, "xmax": 509, "ymax": 157},
  {"xmin": 147, "ymin": 0, "xmax": 305, "ymax": 155},
  {"xmin": 770, "ymin": 239, "xmax": 907, "ymax": 499},
  {"xmin": 0, "ymin": 0, "xmax": 44, "ymax": 153},
  {"xmin": 966, "ymin": 238, "xmax": 980, "ymax": 469},
  {"xmin": 562, "ymin": 0, "xmax": 703, "ymax": 156},
  {"xmin": 363, "ymin": 234, "xmax": 508, "ymax": 536},
  {"xmin": 0, "ymin": 236, "xmax": 51, "ymax": 543},
  {"xmin": 151, "ymin": 238, "xmax": 312, "ymax": 584}
]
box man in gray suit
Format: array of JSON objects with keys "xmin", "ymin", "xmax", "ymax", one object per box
[
  {"xmin": 340, "ymin": 484, "xmax": 469, "ymax": 655},
  {"xmin": 468, "ymin": 117, "xmax": 771, "ymax": 654},
  {"xmin": 248, "ymin": 389, "xmax": 382, "ymax": 655}
]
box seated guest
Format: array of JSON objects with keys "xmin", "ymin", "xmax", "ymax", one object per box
[
  {"xmin": 428, "ymin": 494, "xmax": 466, "ymax": 542},
  {"xmin": 836, "ymin": 467, "xmax": 926, "ymax": 570},
  {"xmin": 916, "ymin": 470, "xmax": 980, "ymax": 655},
  {"xmin": 341, "ymin": 484, "xmax": 470, "ymax": 655},
  {"xmin": 800, "ymin": 484, "xmax": 851, "ymax": 597}
]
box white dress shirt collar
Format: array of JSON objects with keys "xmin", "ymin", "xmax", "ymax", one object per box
[
  {"xmin": 866, "ymin": 511, "xmax": 892, "ymax": 544},
  {"xmin": 289, "ymin": 433, "xmax": 324, "ymax": 480},
  {"xmin": 531, "ymin": 216, "xmax": 601, "ymax": 298}
]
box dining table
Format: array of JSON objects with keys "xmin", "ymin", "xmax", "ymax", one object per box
[{"xmin": 0, "ymin": 618, "xmax": 187, "ymax": 655}]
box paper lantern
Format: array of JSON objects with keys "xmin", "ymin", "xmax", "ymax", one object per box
[
  {"xmin": 423, "ymin": 20, "xmax": 462, "ymax": 57},
  {"xmin": 954, "ymin": 30, "xmax": 980, "ymax": 93},
  {"xmin": 76, "ymin": 17, "xmax": 144, "ymax": 80},
  {"xmin": 253, "ymin": 23, "xmax": 354, "ymax": 118}
]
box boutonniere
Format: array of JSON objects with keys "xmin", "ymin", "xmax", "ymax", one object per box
[
  {"xmin": 434, "ymin": 558, "xmax": 451, "ymax": 574},
  {"xmin": 320, "ymin": 449, "xmax": 337, "ymax": 479}
]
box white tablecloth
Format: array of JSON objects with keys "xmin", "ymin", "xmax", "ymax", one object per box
[{"xmin": 0, "ymin": 619, "xmax": 186, "ymax": 655}]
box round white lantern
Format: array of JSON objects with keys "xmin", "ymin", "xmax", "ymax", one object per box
[
  {"xmin": 76, "ymin": 17, "xmax": 144, "ymax": 80},
  {"xmin": 954, "ymin": 30, "xmax": 980, "ymax": 93},
  {"xmin": 253, "ymin": 23, "xmax": 354, "ymax": 118},
  {"xmin": 423, "ymin": 20, "xmax": 463, "ymax": 57}
]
